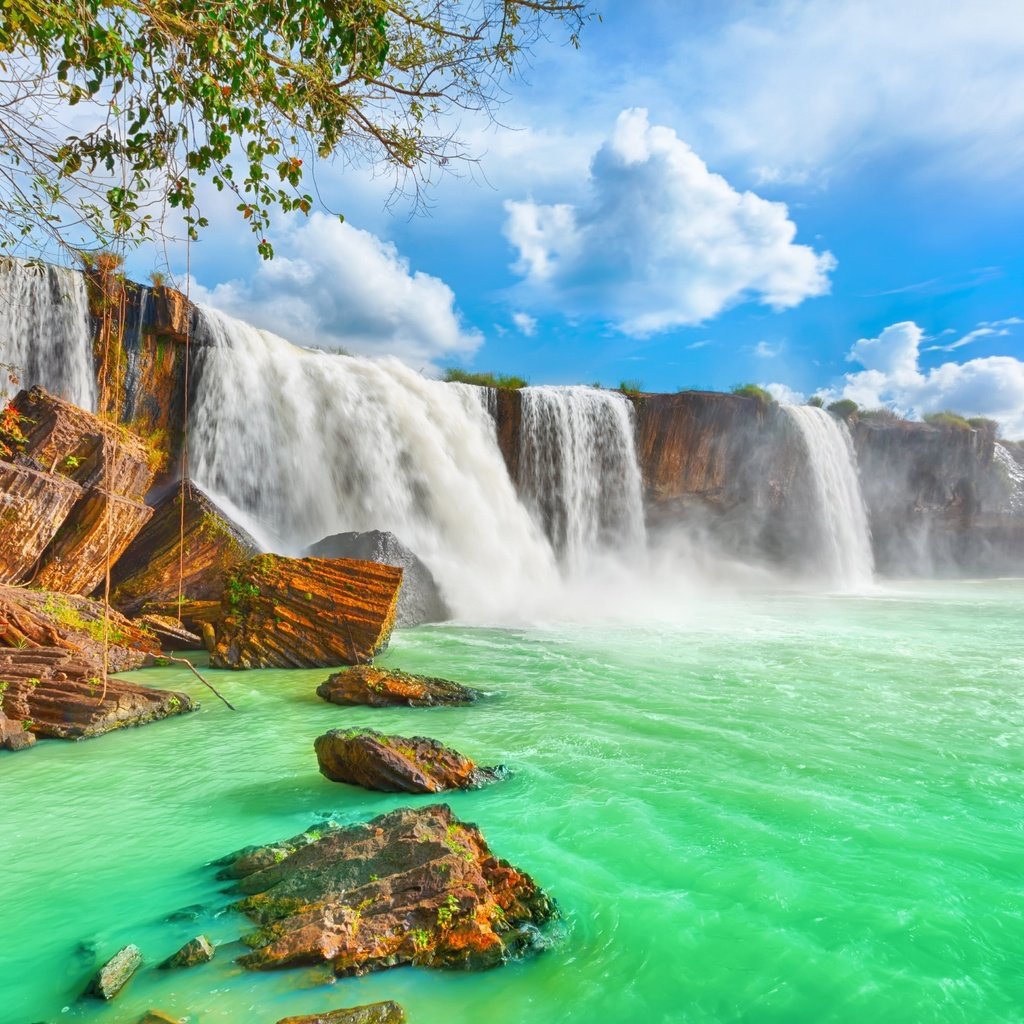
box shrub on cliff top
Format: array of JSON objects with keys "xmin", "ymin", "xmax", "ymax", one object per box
[
  {"xmin": 806, "ymin": 395, "xmax": 825, "ymax": 408},
  {"xmin": 858, "ymin": 407, "xmax": 903, "ymax": 423},
  {"xmin": 827, "ymin": 399, "xmax": 859, "ymax": 420},
  {"xmin": 967, "ymin": 416, "xmax": 999, "ymax": 434},
  {"xmin": 923, "ymin": 411, "xmax": 972, "ymax": 431},
  {"xmin": 443, "ymin": 369, "xmax": 528, "ymax": 390},
  {"xmin": 732, "ymin": 384, "xmax": 775, "ymax": 411},
  {"xmin": 618, "ymin": 379, "xmax": 644, "ymax": 396}
]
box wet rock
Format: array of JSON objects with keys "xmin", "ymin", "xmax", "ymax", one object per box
[
  {"xmin": 159, "ymin": 934, "xmax": 214, "ymax": 969},
  {"xmin": 217, "ymin": 803, "xmax": 556, "ymax": 975},
  {"xmin": 306, "ymin": 531, "xmax": 449, "ymax": 627},
  {"xmin": 0, "ymin": 646, "xmax": 196, "ymax": 740},
  {"xmin": 275, "ymin": 1002, "xmax": 407, "ymax": 1024},
  {"xmin": 0, "ymin": 709, "xmax": 36, "ymax": 751},
  {"xmin": 201, "ymin": 621, "xmax": 216, "ymax": 652},
  {"xmin": 110, "ymin": 483, "xmax": 260, "ymax": 615},
  {"xmin": 314, "ymin": 728, "xmax": 501, "ymax": 794},
  {"xmin": 0, "ymin": 584, "xmax": 158, "ymax": 671},
  {"xmin": 316, "ymin": 666, "xmax": 481, "ymax": 708},
  {"xmin": 136, "ymin": 614, "xmax": 202, "ymax": 651},
  {"xmin": 164, "ymin": 903, "xmax": 205, "ymax": 923},
  {"xmin": 210, "ymin": 555, "xmax": 402, "ymax": 669},
  {"xmin": 85, "ymin": 943, "xmax": 142, "ymax": 1000},
  {"xmin": 138, "ymin": 1011, "xmax": 183, "ymax": 1024}
]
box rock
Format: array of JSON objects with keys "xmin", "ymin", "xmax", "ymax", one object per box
[
  {"xmin": 0, "ymin": 461, "xmax": 82, "ymax": 584},
  {"xmin": 0, "ymin": 709, "xmax": 36, "ymax": 751},
  {"xmin": 0, "ymin": 646, "xmax": 196, "ymax": 740},
  {"xmin": 210, "ymin": 555, "xmax": 402, "ymax": 669},
  {"xmin": 136, "ymin": 614, "xmax": 202, "ymax": 651},
  {"xmin": 0, "ymin": 584, "xmax": 159, "ymax": 670},
  {"xmin": 85, "ymin": 944, "xmax": 142, "ymax": 1000},
  {"xmin": 316, "ymin": 666, "xmax": 481, "ymax": 708},
  {"xmin": 138, "ymin": 1012, "xmax": 184, "ymax": 1024},
  {"xmin": 275, "ymin": 1002, "xmax": 407, "ymax": 1024},
  {"xmin": 201, "ymin": 621, "xmax": 216, "ymax": 653},
  {"xmin": 314, "ymin": 728, "xmax": 501, "ymax": 793},
  {"xmin": 164, "ymin": 903, "xmax": 205, "ymax": 923},
  {"xmin": 218, "ymin": 803, "xmax": 556, "ymax": 975},
  {"xmin": 110, "ymin": 483, "xmax": 261, "ymax": 615},
  {"xmin": 159, "ymin": 934, "xmax": 214, "ymax": 969},
  {"xmin": 306, "ymin": 531, "xmax": 449, "ymax": 627}
]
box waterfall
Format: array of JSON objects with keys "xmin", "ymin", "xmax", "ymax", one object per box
[
  {"xmin": 122, "ymin": 285, "xmax": 150, "ymax": 419},
  {"xmin": 784, "ymin": 405, "xmax": 874, "ymax": 588},
  {"xmin": 0, "ymin": 260, "xmax": 95, "ymax": 410},
  {"xmin": 189, "ymin": 306, "xmax": 558, "ymax": 620},
  {"xmin": 992, "ymin": 443, "xmax": 1024, "ymax": 514},
  {"xmin": 517, "ymin": 386, "xmax": 646, "ymax": 573}
]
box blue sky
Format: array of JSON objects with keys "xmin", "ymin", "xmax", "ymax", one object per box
[{"xmin": 136, "ymin": 0, "xmax": 1024, "ymax": 434}]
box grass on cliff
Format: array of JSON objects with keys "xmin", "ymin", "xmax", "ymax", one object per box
[
  {"xmin": 923, "ymin": 411, "xmax": 973, "ymax": 431},
  {"xmin": 443, "ymin": 368, "xmax": 527, "ymax": 389},
  {"xmin": 731, "ymin": 384, "xmax": 776, "ymax": 411}
]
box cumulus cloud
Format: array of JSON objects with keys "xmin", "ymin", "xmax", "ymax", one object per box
[
  {"xmin": 503, "ymin": 109, "xmax": 834, "ymax": 336},
  {"xmin": 764, "ymin": 382, "xmax": 806, "ymax": 405},
  {"xmin": 190, "ymin": 213, "xmax": 482, "ymax": 368},
  {"xmin": 512, "ymin": 311, "xmax": 537, "ymax": 336},
  {"xmin": 838, "ymin": 319, "xmax": 1024, "ymax": 437}
]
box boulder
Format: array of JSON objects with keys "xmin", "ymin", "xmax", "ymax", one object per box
[
  {"xmin": 110, "ymin": 483, "xmax": 261, "ymax": 615},
  {"xmin": 0, "ymin": 709, "xmax": 36, "ymax": 751},
  {"xmin": 276, "ymin": 1003, "xmax": 407, "ymax": 1024},
  {"xmin": 210, "ymin": 555, "xmax": 402, "ymax": 669},
  {"xmin": 316, "ymin": 666, "xmax": 481, "ymax": 708},
  {"xmin": 159, "ymin": 935, "xmax": 214, "ymax": 969},
  {"xmin": 314, "ymin": 728, "xmax": 501, "ymax": 794},
  {"xmin": 306, "ymin": 531, "xmax": 449, "ymax": 627},
  {"xmin": 138, "ymin": 1013, "xmax": 184, "ymax": 1024},
  {"xmin": 216, "ymin": 803, "xmax": 556, "ymax": 975},
  {"xmin": 136, "ymin": 614, "xmax": 202, "ymax": 651},
  {"xmin": 84, "ymin": 944, "xmax": 142, "ymax": 1000},
  {"xmin": 0, "ymin": 584, "xmax": 159, "ymax": 671},
  {"xmin": 0, "ymin": 461, "xmax": 82, "ymax": 583},
  {"xmin": 0, "ymin": 646, "xmax": 196, "ymax": 740}
]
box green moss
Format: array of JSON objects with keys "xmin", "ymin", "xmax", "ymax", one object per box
[{"xmin": 41, "ymin": 594, "xmax": 128, "ymax": 646}]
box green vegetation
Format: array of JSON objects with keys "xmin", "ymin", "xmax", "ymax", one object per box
[
  {"xmin": 0, "ymin": 0, "xmax": 589, "ymax": 257},
  {"xmin": 732, "ymin": 384, "xmax": 776, "ymax": 411},
  {"xmin": 444, "ymin": 368, "xmax": 528, "ymax": 390},
  {"xmin": 42, "ymin": 594, "xmax": 128, "ymax": 646},
  {"xmin": 858, "ymin": 407, "xmax": 903, "ymax": 423},
  {"xmin": 0, "ymin": 400, "xmax": 30, "ymax": 458},
  {"xmin": 923, "ymin": 411, "xmax": 972, "ymax": 431},
  {"xmin": 967, "ymin": 417, "xmax": 999, "ymax": 433},
  {"xmin": 436, "ymin": 894, "xmax": 459, "ymax": 929},
  {"xmin": 226, "ymin": 575, "xmax": 260, "ymax": 610},
  {"xmin": 410, "ymin": 928, "xmax": 431, "ymax": 953},
  {"xmin": 806, "ymin": 395, "xmax": 825, "ymax": 408},
  {"xmin": 827, "ymin": 399, "xmax": 860, "ymax": 421},
  {"xmin": 618, "ymin": 379, "xmax": 644, "ymax": 396}
]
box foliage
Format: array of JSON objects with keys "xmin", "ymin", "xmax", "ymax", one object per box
[
  {"xmin": 443, "ymin": 368, "xmax": 527, "ymax": 389},
  {"xmin": 857, "ymin": 406, "xmax": 903, "ymax": 423},
  {"xmin": 826, "ymin": 398, "xmax": 859, "ymax": 420},
  {"xmin": 0, "ymin": 399, "xmax": 30, "ymax": 458},
  {"xmin": 967, "ymin": 416, "xmax": 999, "ymax": 434},
  {"xmin": 0, "ymin": 0, "xmax": 590, "ymax": 257},
  {"xmin": 923, "ymin": 410, "xmax": 972, "ymax": 431},
  {"xmin": 436, "ymin": 893, "xmax": 459, "ymax": 929},
  {"xmin": 618, "ymin": 379, "xmax": 644, "ymax": 396},
  {"xmin": 41, "ymin": 593, "xmax": 128, "ymax": 645},
  {"xmin": 806, "ymin": 395, "xmax": 825, "ymax": 408},
  {"xmin": 731, "ymin": 383, "xmax": 775, "ymax": 411}
]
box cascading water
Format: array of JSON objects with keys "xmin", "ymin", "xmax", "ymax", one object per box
[
  {"xmin": 517, "ymin": 386, "xmax": 646, "ymax": 573},
  {"xmin": 0, "ymin": 260, "xmax": 95, "ymax": 409},
  {"xmin": 992, "ymin": 443, "xmax": 1024, "ymax": 514},
  {"xmin": 784, "ymin": 405, "xmax": 874, "ymax": 589},
  {"xmin": 189, "ymin": 307, "xmax": 558, "ymax": 621}
]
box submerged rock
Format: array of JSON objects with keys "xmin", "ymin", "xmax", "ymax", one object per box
[
  {"xmin": 159, "ymin": 934, "xmax": 214, "ymax": 969},
  {"xmin": 210, "ymin": 554, "xmax": 402, "ymax": 669},
  {"xmin": 217, "ymin": 804, "xmax": 555, "ymax": 975},
  {"xmin": 85, "ymin": 944, "xmax": 142, "ymax": 1000},
  {"xmin": 0, "ymin": 646, "xmax": 196, "ymax": 740},
  {"xmin": 316, "ymin": 666, "xmax": 481, "ymax": 708},
  {"xmin": 314, "ymin": 728, "xmax": 501, "ymax": 793},
  {"xmin": 138, "ymin": 1012, "xmax": 183, "ymax": 1024},
  {"xmin": 276, "ymin": 1002, "xmax": 407, "ymax": 1024},
  {"xmin": 0, "ymin": 709, "xmax": 36, "ymax": 751},
  {"xmin": 306, "ymin": 531, "xmax": 449, "ymax": 627}
]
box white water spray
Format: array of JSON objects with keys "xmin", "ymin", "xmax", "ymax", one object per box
[
  {"xmin": 993, "ymin": 443, "xmax": 1024, "ymax": 514},
  {"xmin": 784, "ymin": 405, "xmax": 874, "ymax": 588},
  {"xmin": 517, "ymin": 386, "xmax": 647, "ymax": 573},
  {"xmin": 0, "ymin": 260, "xmax": 95, "ymax": 409},
  {"xmin": 189, "ymin": 307, "xmax": 558, "ymax": 620}
]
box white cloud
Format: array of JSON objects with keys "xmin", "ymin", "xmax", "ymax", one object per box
[
  {"xmin": 688, "ymin": 0, "xmax": 1024, "ymax": 182},
  {"xmin": 511, "ymin": 311, "xmax": 538, "ymax": 336},
  {"xmin": 503, "ymin": 109, "xmax": 834, "ymax": 336},
  {"xmin": 190, "ymin": 213, "xmax": 482, "ymax": 368},
  {"xmin": 755, "ymin": 340, "xmax": 783, "ymax": 359},
  {"xmin": 838, "ymin": 319, "xmax": 1024, "ymax": 437},
  {"xmin": 923, "ymin": 317, "xmax": 1023, "ymax": 353},
  {"xmin": 764, "ymin": 382, "xmax": 806, "ymax": 405}
]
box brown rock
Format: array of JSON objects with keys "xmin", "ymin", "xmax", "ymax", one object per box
[
  {"xmin": 0, "ymin": 584, "xmax": 158, "ymax": 670},
  {"xmin": 136, "ymin": 614, "xmax": 202, "ymax": 651},
  {"xmin": 201, "ymin": 621, "xmax": 216, "ymax": 653},
  {"xmin": 210, "ymin": 555, "xmax": 401, "ymax": 669},
  {"xmin": 314, "ymin": 728, "xmax": 501, "ymax": 793},
  {"xmin": 138, "ymin": 1012, "xmax": 183, "ymax": 1024},
  {"xmin": 159, "ymin": 935, "xmax": 215, "ymax": 969},
  {"xmin": 217, "ymin": 804, "xmax": 556, "ymax": 975},
  {"xmin": 110, "ymin": 483, "xmax": 260, "ymax": 614},
  {"xmin": 84, "ymin": 944, "xmax": 142, "ymax": 1000},
  {"xmin": 316, "ymin": 666, "xmax": 481, "ymax": 708},
  {"xmin": 0, "ymin": 646, "xmax": 196, "ymax": 740},
  {"xmin": 0, "ymin": 708, "xmax": 36, "ymax": 750},
  {"xmin": 0, "ymin": 462, "xmax": 82, "ymax": 583},
  {"xmin": 275, "ymin": 1002, "xmax": 407, "ymax": 1024}
]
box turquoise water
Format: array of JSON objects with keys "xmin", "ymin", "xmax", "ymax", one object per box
[{"xmin": 2, "ymin": 580, "xmax": 1023, "ymax": 1024}]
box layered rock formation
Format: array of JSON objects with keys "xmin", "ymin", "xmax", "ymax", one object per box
[
  {"xmin": 314, "ymin": 728, "xmax": 500, "ymax": 793},
  {"xmin": 110, "ymin": 482, "xmax": 260, "ymax": 614},
  {"xmin": 306, "ymin": 531, "xmax": 449, "ymax": 627},
  {"xmin": 210, "ymin": 555, "xmax": 402, "ymax": 669},
  {"xmin": 216, "ymin": 804, "xmax": 556, "ymax": 974},
  {"xmin": 317, "ymin": 666, "xmax": 481, "ymax": 708},
  {"xmin": 0, "ymin": 646, "xmax": 196, "ymax": 739},
  {"xmin": 276, "ymin": 1003, "xmax": 406, "ymax": 1024},
  {"xmin": 85, "ymin": 944, "xmax": 142, "ymax": 1000}
]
